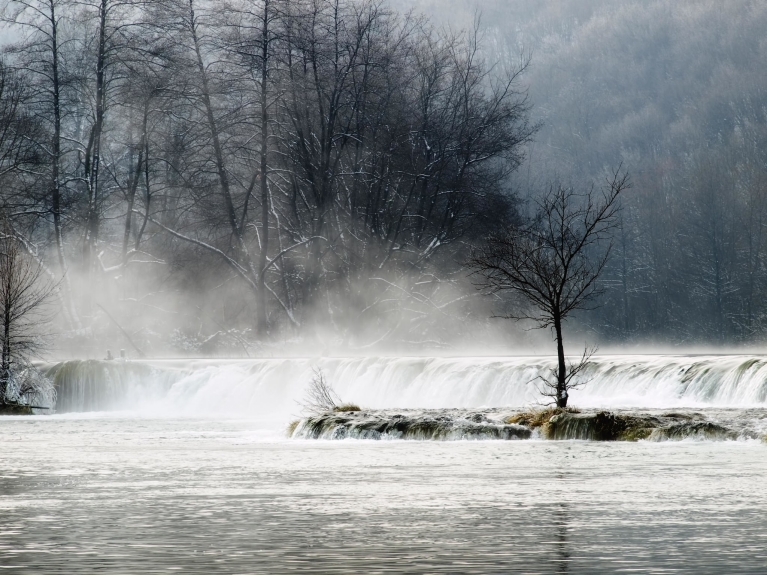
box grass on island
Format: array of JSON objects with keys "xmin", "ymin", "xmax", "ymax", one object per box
[
  {"xmin": 504, "ymin": 407, "xmax": 580, "ymax": 428},
  {"xmin": 286, "ymin": 420, "xmax": 300, "ymax": 437},
  {"xmin": 333, "ymin": 403, "xmax": 361, "ymax": 412}
]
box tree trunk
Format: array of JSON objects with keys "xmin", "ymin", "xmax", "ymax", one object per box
[
  {"xmin": 83, "ymin": 0, "xmax": 108, "ymax": 279},
  {"xmin": 554, "ymin": 315, "xmax": 568, "ymax": 408},
  {"xmin": 122, "ymin": 106, "xmax": 148, "ymax": 267},
  {"xmin": 255, "ymin": 0, "xmax": 271, "ymax": 334},
  {"xmin": 134, "ymin": 134, "xmax": 151, "ymax": 252},
  {"xmin": 1, "ymin": 296, "xmax": 11, "ymax": 402},
  {"xmin": 188, "ymin": 0, "xmax": 262, "ymax": 320},
  {"xmin": 49, "ymin": 0, "xmax": 81, "ymax": 331}
]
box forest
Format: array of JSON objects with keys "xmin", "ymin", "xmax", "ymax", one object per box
[
  {"xmin": 488, "ymin": 0, "xmax": 767, "ymax": 346},
  {"xmin": 0, "ymin": 0, "xmax": 764, "ymax": 356}
]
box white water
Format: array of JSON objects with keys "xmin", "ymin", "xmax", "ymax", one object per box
[
  {"xmin": 4, "ymin": 417, "xmax": 766, "ymax": 573},
  {"xmin": 47, "ymin": 355, "xmax": 767, "ymax": 418},
  {"xmin": 10, "ymin": 356, "xmax": 767, "ymax": 573}
]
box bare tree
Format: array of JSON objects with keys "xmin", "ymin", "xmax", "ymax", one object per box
[
  {"xmin": 470, "ymin": 169, "xmax": 630, "ymax": 407},
  {"xmin": 0, "ymin": 0, "xmax": 537, "ymax": 353},
  {"xmin": 225, "ymin": 0, "xmax": 284, "ymax": 333},
  {"xmin": 1, "ymin": 1, "xmax": 71, "ymax": 307},
  {"xmin": 0, "ymin": 218, "xmax": 55, "ymax": 406},
  {"xmin": 299, "ymin": 367, "xmax": 339, "ymax": 415}
]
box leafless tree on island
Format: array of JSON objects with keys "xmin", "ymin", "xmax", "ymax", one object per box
[{"xmin": 470, "ymin": 169, "xmax": 630, "ymax": 408}]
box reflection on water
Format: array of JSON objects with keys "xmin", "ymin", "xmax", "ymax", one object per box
[
  {"xmin": 553, "ymin": 498, "xmax": 571, "ymax": 574},
  {"xmin": 1, "ymin": 415, "xmax": 767, "ymax": 574}
]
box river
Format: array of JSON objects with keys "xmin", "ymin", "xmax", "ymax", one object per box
[{"xmin": 1, "ymin": 355, "xmax": 766, "ymax": 573}]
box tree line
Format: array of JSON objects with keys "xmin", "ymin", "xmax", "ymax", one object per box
[
  {"xmin": 0, "ymin": 0, "xmax": 535, "ymax": 353},
  {"xmin": 485, "ymin": 0, "xmax": 767, "ymax": 345},
  {"xmin": 6, "ymin": 0, "xmax": 761, "ymax": 355}
]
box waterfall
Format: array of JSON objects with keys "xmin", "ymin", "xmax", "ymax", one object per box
[
  {"xmin": 44, "ymin": 355, "xmax": 767, "ymax": 415},
  {"xmin": 44, "ymin": 360, "xmax": 184, "ymax": 412}
]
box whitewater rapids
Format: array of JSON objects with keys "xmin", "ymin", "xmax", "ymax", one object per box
[
  {"xmin": 43, "ymin": 355, "xmax": 767, "ymax": 417},
  {"xmin": 7, "ymin": 357, "xmax": 767, "ymax": 572}
]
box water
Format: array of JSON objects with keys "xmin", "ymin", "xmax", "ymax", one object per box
[
  {"xmin": 43, "ymin": 354, "xmax": 767, "ymax": 416},
  {"xmin": 3, "ymin": 355, "xmax": 767, "ymax": 573},
  {"xmin": 1, "ymin": 415, "xmax": 766, "ymax": 574}
]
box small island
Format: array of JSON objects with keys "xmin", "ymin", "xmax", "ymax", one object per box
[{"xmin": 289, "ymin": 408, "xmax": 740, "ymax": 442}]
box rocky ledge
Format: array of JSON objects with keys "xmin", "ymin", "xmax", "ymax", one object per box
[
  {"xmin": 544, "ymin": 410, "xmax": 737, "ymax": 441},
  {"xmin": 289, "ymin": 407, "xmax": 757, "ymax": 441},
  {"xmin": 0, "ymin": 402, "xmax": 35, "ymax": 415},
  {"xmin": 293, "ymin": 409, "xmax": 531, "ymax": 440}
]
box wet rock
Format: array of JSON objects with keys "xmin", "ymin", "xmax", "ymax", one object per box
[
  {"xmin": 294, "ymin": 411, "xmax": 532, "ymax": 441},
  {"xmin": 545, "ymin": 411, "xmax": 740, "ymax": 441},
  {"xmin": 291, "ymin": 407, "xmax": 745, "ymax": 442},
  {"xmin": 546, "ymin": 411, "xmax": 660, "ymax": 441},
  {"xmin": 0, "ymin": 403, "xmax": 34, "ymax": 415},
  {"xmin": 658, "ymin": 412, "xmax": 705, "ymax": 421},
  {"xmin": 505, "ymin": 407, "xmax": 580, "ymax": 428},
  {"xmin": 467, "ymin": 412, "xmax": 491, "ymax": 423},
  {"xmin": 649, "ymin": 421, "xmax": 737, "ymax": 441}
]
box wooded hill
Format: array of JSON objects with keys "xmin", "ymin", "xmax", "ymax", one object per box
[{"xmin": 0, "ymin": 0, "xmax": 765, "ymax": 353}]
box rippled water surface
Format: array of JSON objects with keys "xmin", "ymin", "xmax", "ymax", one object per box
[{"xmin": 2, "ymin": 415, "xmax": 767, "ymax": 574}]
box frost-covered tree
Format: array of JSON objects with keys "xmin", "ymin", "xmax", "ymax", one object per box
[{"xmin": 0, "ymin": 219, "xmax": 56, "ymax": 407}]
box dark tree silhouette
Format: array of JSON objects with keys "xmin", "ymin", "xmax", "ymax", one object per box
[
  {"xmin": 471, "ymin": 169, "xmax": 630, "ymax": 407},
  {"xmin": 0, "ymin": 219, "xmax": 55, "ymax": 407}
]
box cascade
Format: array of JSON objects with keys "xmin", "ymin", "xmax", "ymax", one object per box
[
  {"xmin": 44, "ymin": 360, "xmax": 184, "ymax": 412},
  {"xmin": 44, "ymin": 355, "xmax": 767, "ymax": 415}
]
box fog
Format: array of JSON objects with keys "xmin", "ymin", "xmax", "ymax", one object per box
[{"xmin": 0, "ymin": 0, "xmax": 764, "ymax": 359}]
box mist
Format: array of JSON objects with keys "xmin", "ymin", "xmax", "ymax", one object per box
[
  {"xmin": 410, "ymin": 0, "xmax": 767, "ymax": 350},
  {"xmin": 0, "ymin": 1, "xmax": 761, "ymax": 358},
  {"xmin": 5, "ymin": 3, "xmax": 767, "ymax": 572}
]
